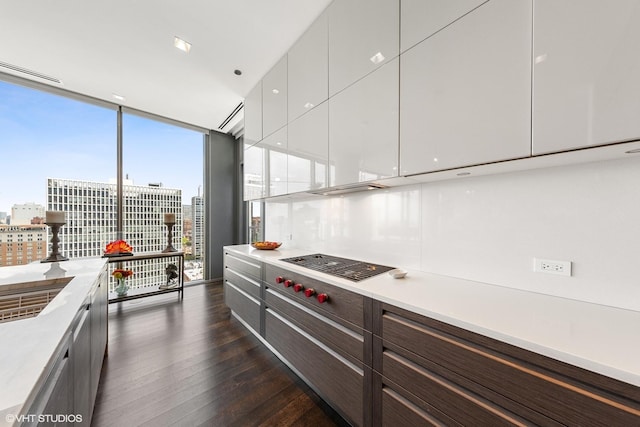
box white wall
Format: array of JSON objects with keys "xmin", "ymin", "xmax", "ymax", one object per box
[{"xmin": 265, "ymin": 156, "xmax": 640, "ymax": 311}]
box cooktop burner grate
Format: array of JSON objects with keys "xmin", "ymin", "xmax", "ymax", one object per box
[{"xmin": 280, "ymin": 253, "xmax": 394, "ymax": 282}]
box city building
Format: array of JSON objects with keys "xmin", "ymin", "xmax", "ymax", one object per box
[
  {"xmin": 47, "ymin": 178, "xmax": 182, "ymax": 290},
  {"xmin": 0, "ymin": 212, "xmax": 7, "ymax": 224},
  {"xmin": 11, "ymin": 202, "xmax": 45, "ymax": 226},
  {"xmin": 191, "ymin": 195, "xmax": 204, "ymax": 260},
  {"xmin": 182, "ymin": 204, "xmax": 193, "ymax": 256},
  {"xmin": 0, "ymin": 224, "xmax": 47, "ymax": 266}
]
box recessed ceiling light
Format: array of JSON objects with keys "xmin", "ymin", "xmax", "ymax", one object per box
[
  {"xmin": 304, "ymin": 102, "xmax": 314, "ymax": 109},
  {"xmin": 112, "ymin": 93, "xmax": 126, "ymax": 101},
  {"xmin": 272, "ymin": 89, "xmax": 280, "ymax": 94},
  {"xmin": 370, "ymin": 52, "xmax": 385, "ymax": 64},
  {"xmin": 174, "ymin": 36, "xmax": 191, "ymax": 53}
]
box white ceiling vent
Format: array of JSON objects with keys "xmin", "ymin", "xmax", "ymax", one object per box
[{"xmin": 0, "ymin": 61, "xmax": 63, "ymax": 84}]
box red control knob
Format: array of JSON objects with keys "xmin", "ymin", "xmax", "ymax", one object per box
[
  {"xmin": 304, "ymin": 288, "xmax": 315, "ymax": 298},
  {"xmin": 275, "ymin": 276, "xmax": 285, "ymax": 284},
  {"xmin": 284, "ymin": 279, "xmax": 294, "ymax": 288},
  {"xmin": 293, "ymin": 283, "xmax": 304, "ymax": 292},
  {"xmin": 317, "ymin": 293, "xmax": 329, "ymax": 304}
]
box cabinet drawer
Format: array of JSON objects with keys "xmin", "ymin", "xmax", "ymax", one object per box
[
  {"xmin": 380, "ymin": 306, "xmax": 640, "ymax": 425},
  {"xmin": 381, "ymin": 384, "xmax": 455, "ymax": 427},
  {"xmin": 383, "ymin": 350, "xmax": 526, "ymax": 426},
  {"xmin": 265, "ymin": 288, "xmax": 364, "ymax": 365},
  {"xmin": 265, "ymin": 264, "xmax": 364, "ymax": 328},
  {"xmin": 265, "ymin": 308, "xmax": 364, "ymax": 426},
  {"xmin": 224, "ymin": 282, "xmax": 260, "ymax": 334},
  {"xmin": 224, "ymin": 252, "xmax": 262, "ymax": 281},
  {"xmin": 224, "ymin": 267, "xmax": 261, "ymax": 300}
]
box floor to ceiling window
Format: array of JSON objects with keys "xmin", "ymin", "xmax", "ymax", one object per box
[
  {"xmin": 0, "ymin": 78, "xmax": 206, "ymax": 284},
  {"xmin": 0, "ymin": 79, "xmax": 115, "ymax": 266},
  {"xmin": 122, "ymin": 113, "xmax": 205, "ymax": 281}
]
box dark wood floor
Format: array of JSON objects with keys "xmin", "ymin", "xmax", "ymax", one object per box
[{"xmin": 91, "ymin": 282, "xmax": 348, "ymax": 427}]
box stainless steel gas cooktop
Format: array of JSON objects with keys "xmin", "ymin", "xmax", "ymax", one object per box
[{"xmin": 280, "ymin": 253, "xmax": 394, "ymax": 282}]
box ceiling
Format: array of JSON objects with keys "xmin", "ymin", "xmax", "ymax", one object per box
[{"xmin": 0, "ymin": 0, "xmax": 332, "ymax": 132}]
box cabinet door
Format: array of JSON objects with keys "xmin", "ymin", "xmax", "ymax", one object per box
[
  {"xmin": 243, "ymin": 142, "xmax": 266, "ymax": 200},
  {"xmin": 261, "ymin": 127, "xmax": 288, "ymax": 197},
  {"xmin": 329, "ymin": 58, "xmax": 399, "ymax": 187},
  {"xmin": 243, "ymin": 82, "xmax": 262, "ymax": 146},
  {"xmin": 328, "ymin": 0, "xmax": 399, "ymax": 96},
  {"xmin": 401, "ymin": 0, "xmax": 487, "ymax": 52},
  {"xmin": 89, "ymin": 275, "xmax": 107, "ymax": 416},
  {"xmin": 400, "ymin": 0, "xmax": 531, "ymax": 175},
  {"xmin": 533, "ymin": 0, "xmax": 640, "ymax": 154},
  {"xmin": 73, "ymin": 307, "xmax": 91, "ymax": 423},
  {"xmin": 287, "ymin": 102, "xmax": 328, "ymax": 193},
  {"xmin": 262, "ymin": 55, "xmax": 287, "ymax": 138},
  {"xmin": 288, "ymin": 11, "xmax": 328, "ymax": 122}
]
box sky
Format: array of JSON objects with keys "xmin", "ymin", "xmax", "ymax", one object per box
[{"xmin": 0, "ymin": 80, "xmax": 204, "ymax": 214}]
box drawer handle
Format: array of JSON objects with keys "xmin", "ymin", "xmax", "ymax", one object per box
[
  {"xmin": 293, "ymin": 283, "xmax": 304, "ymax": 293},
  {"xmin": 304, "ymin": 288, "xmax": 315, "ymax": 298},
  {"xmin": 317, "ymin": 293, "xmax": 329, "ymax": 304}
]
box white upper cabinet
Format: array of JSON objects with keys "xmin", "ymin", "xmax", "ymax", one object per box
[
  {"xmin": 288, "ymin": 11, "xmax": 328, "ymax": 123},
  {"xmin": 243, "ymin": 82, "xmax": 262, "ymax": 146},
  {"xmin": 262, "ymin": 55, "xmax": 288, "ymax": 138},
  {"xmin": 288, "ymin": 102, "xmax": 329, "ymax": 193},
  {"xmin": 328, "ymin": 0, "xmax": 399, "ymax": 97},
  {"xmin": 400, "ymin": 0, "xmax": 532, "ymax": 175},
  {"xmin": 533, "ymin": 0, "xmax": 640, "ymax": 155},
  {"xmin": 329, "ymin": 58, "xmax": 399, "ymax": 187},
  {"xmin": 243, "ymin": 142, "xmax": 265, "ymax": 201},
  {"xmin": 401, "ymin": 0, "xmax": 487, "ymax": 52},
  {"xmin": 262, "ymin": 126, "xmax": 288, "ymax": 197}
]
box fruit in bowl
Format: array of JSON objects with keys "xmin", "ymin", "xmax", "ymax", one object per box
[{"xmin": 251, "ymin": 241, "xmax": 282, "ymax": 250}]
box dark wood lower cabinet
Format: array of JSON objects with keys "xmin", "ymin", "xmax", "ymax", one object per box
[
  {"xmin": 224, "ymin": 281, "xmax": 261, "ymax": 334},
  {"xmin": 375, "ymin": 303, "xmax": 640, "ymax": 427},
  {"xmin": 223, "ymin": 250, "xmax": 640, "ymax": 427},
  {"xmin": 265, "ymin": 309, "xmax": 365, "ymax": 426}
]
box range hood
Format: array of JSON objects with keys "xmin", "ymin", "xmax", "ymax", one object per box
[{"xmin": 308, "ymin": 182, "xmax": 389, "ymax": 196}]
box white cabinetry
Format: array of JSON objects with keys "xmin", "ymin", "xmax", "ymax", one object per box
[
  {"xmin": 328, "ymin": 0, "xmax": 399, "ymax": 97},
  {"xmin": 262, "ymin": 127, "xmax": 288, "ymax": 197},
  {"xmin": 244, "ymin": 142, "xmax": 266, "ymax": 201},
  {"xmin": 400, "ymin": 0, "xmax": 487, "ymax": 52},
  {"xmin": 329, "ymin": 58, "xmax": 399, "ymax": 187},
  {"xmin": 243, "ymin": 82, "xmax": 262, "ymax": 146},
  {"xmin": 533, "ymin": 0, "xmax": 640, "ymax": 154},
  {"xmin": 288, "ymin": 11, "xmax": 328, "ymax": 122},
  {"xmin": 288, "ymin": 102, "xmax": 328, "ymax": 193},
  {"xmin": 400, "ymin": 0, "xmax": 531, "ymax": 175},
  {"xmin": 262, "ymin": 56, "xmax": 288, "ymax": 138}
]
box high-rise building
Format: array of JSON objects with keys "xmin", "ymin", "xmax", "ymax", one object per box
[
  {"xmin": 0, "ymin": 225, "xmax": 47, "ymax": 267},
  {"xmin": 47, "ymin": 178, "xmax": 182, "ymax": 290},
  {"xmin": 11, "ymin": 202, "xmax": 45, "ymax": 225},
  {"xmin": 182, "ymin": 204, "xmax": 192, "ymax": 256},
  {"xmin": 0, "ymin": 212, "xmax": 7, "ymax": 224},
  {"xmin": 191, "ymin": 195, "xmax": 204, "ymax": 260}
]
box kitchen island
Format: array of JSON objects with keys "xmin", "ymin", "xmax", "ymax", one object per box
[
  {"xmin": 0, "ymin": 258, "xmax": 108, "ymax": 427},
  {"xmin": 224, "ymin": 244, "xmax": 640, "ymax": 425}
]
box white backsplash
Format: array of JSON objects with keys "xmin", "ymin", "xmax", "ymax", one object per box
[{"xmin": 265, "ymin": 156, "xmax": 640, "ymax": 311}]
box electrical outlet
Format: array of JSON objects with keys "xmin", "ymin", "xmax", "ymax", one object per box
[{"xmin": 533, "ymin": 258, "xmax": 572, "ymax": 277}]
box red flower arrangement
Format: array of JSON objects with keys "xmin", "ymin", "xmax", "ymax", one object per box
[
  {"xmin": 112, "ymin": 268, "xmax": 134, "ymax": 280},
  {"xmin": 104, "ymin": 239, "xmax": 133, "ymax": 256}
]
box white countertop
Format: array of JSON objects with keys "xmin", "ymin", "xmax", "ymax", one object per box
[
  {"xmin": 225, "ymin": 245, "xmax": 640, "ymax": 388},
  {"xmin": 0, "ymin": 258, "xmax": 107, "ymax": 426}
]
